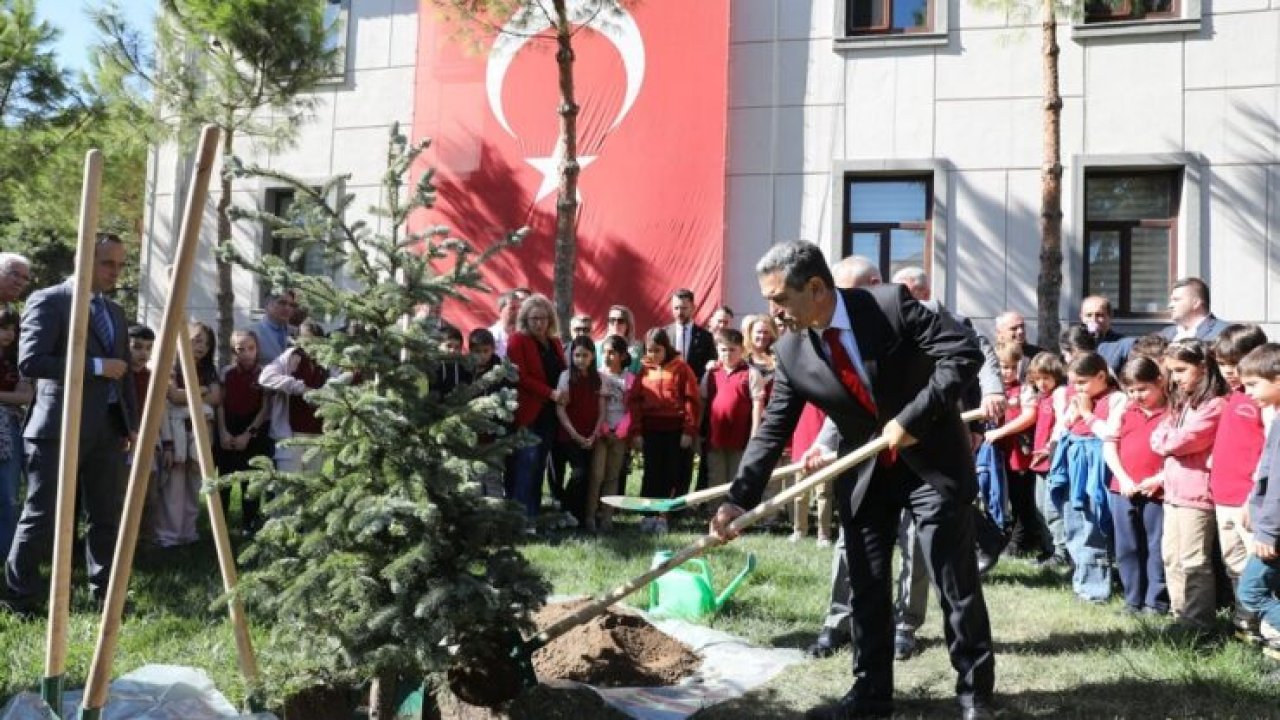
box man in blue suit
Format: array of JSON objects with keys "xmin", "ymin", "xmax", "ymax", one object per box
[
  {"xmin": 1161, "ymin": 277, "xmax": 1228, "ymax": 342},
  {"xmin": 3, "ymin": 234, "xmax": 137, "ymax": 615}
]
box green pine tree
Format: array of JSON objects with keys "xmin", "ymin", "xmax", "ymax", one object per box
[{"xmin": 220, "ymin": 123, "xmax": 548, "ymax": 708}]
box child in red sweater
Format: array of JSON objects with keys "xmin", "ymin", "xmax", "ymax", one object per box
[
  {"xmin": 1209, "ymin": 324, "xmax": 1270, "ymax": 635},
  {"xmin": 701, "ymin": 329, "xmax": 754, "ymax": 491}
]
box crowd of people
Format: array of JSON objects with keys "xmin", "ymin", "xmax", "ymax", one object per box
[
  {"xmin": 0, "ymin": 240, "xmax": 332, "ymax": 616},
  {"xmin": 2, "ymin": 236, "xmax": 1280, "ymax": 718}
]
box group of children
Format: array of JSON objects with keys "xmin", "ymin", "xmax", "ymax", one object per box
[
  {"xmin": 124, "ymin": 321, "xmax": 327, "ymax": 547},
  {"xmin": 981, "ymin": 322, "xmax": 1280, "ymax": 647}
]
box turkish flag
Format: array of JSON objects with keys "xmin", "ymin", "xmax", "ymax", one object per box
[{"xmin": 410, "ymin": 0, "xmax": 730, "ymax": 338}]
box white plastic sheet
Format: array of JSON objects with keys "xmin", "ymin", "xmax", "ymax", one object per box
[{"xmin": 0, "ymin": 665, "xmax": 276, "ymax": 720}]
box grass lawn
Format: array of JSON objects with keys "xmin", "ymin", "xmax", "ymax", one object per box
[{"xmin": 3, "ymin": 497, "xmax": 1280, "ymax": 718}]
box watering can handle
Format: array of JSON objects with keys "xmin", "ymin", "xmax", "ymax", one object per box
[{"xmin": 714, "ymin": 553, "xmax": 757, "ymax": 610}]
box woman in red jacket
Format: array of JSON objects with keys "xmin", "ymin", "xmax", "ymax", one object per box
[
  {"xmin": 504, "ymin": 294, "xmax": 566, "ymax": 531},
  {"xmin": 627, "ymin": 327, "xmax": 701, "ymax": 533}
]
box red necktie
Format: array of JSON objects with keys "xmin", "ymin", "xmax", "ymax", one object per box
[
  {"xmin": 822, "ymin": 327, "xmax": 896, "ymax": 466},
  {"xmin": 823, "ymin": 327, "xmax": 876, "ymax": 415}
]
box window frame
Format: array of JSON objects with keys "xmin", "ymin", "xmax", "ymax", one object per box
[
  {"xmin": 841, "ymin": 174, "xmax": 934, "ymax": 283},
  {"xmin": 1082, "ymin": 169, "xmax": 1181, "ymax": 319},
  {"xmin": 1083, "ymin": 0, "xmax": 1179, "ymax": 23},
  {"xmin": 258, "ymin": 184, "xmax": 342, "ymax": 307},
  {"xmin": 320, "ymin": 0, "xmax": 350, "ymax": 84},
  {"xmin": 845, "ymin": 0, "xmax": 935, "ymax": 36}
]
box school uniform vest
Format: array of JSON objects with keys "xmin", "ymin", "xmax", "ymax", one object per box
[
  {"xmin": 1000, "ymin": 383, "xmax": 1033, "ymax": 472},
  {"xmin": 288, "ymin": 353, "xmax": 327, "ymax": 435},
  {"xmin": 560, "ymin": 374, "xmax": 602, "ymax": 440},
  {"xmin": 706, "ymin": 363, "xmax": 753, "ymax": 451},
  {"xmin": 1209, "ymin": 390, "xmax": 1266, "ymax": 507},
  {"xmin": 1030, "ymin": 393, "xmax": 1057, "ymax": 473}
]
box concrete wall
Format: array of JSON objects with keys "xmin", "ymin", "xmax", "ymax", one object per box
[{"xmin": 725, "ymin": 0, "xmax": 1280, "ymax": 341}]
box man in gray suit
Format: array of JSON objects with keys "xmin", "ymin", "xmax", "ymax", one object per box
[{"xmin": 3, "ymin": 234, "xmax": 137, "ymax": 615}]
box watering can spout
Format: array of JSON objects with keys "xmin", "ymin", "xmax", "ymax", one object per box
[{"xmin": 714, "ymin": 553, "xmax": 756, "ymax": 610}]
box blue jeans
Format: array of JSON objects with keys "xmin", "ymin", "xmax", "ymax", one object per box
[
  {"xmin": 1035, "ymin": 472, "xmax": 1067, "ymax": 557},
  {"xmin": 0, "ymin": 419, "xmax": 22, "ymax": 563},
  {"xmin": 1238, "ymin": 554, "xmax": 1280, "ymax": 632},
  {"xmin": 1062, "ymin": 500, "xmax": 1112, "ymax": 601},
  {"xmin": 509, "ymin": 426, "xmax": 553, "ymax": 518},
  {"xmin": 1109, "ymin": 491, "xmax": 1168, "ymax": 612}
]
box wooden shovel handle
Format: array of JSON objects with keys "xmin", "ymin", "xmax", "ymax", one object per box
[{"xmin": 529, "ymin": 408, "xmax": 985, "ymax": 649}]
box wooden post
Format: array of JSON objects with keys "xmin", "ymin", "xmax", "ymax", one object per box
[
  {"xmin": 79, "ymin": 125, "xmax": 221, "ymax": 720},
  {"xmin": 40, "ymin": 149, "xmax": 102, "ymax": 717},
  {"xmin": 174, "ymin": 323, "xmax": 261, "ymax": 700}
]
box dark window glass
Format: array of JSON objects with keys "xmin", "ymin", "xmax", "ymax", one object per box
[
  {"xmin": 843, "ymin": 176, "xmax": 932, "ymax": 282},
  {"xmin": 1083, "ymin": 170, "xmax": 1180, "ymax": 317}
]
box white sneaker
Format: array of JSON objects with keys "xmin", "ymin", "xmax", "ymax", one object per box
[
  {"xmin": 788, "ymin": 531, "xmax": 804, "ymax": 543},
  {"xmin": 817, "ymin": 535, "xmax": 833, "ymax": 548}
]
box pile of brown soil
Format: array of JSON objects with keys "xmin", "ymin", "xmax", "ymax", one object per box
[
  {"xmin": 439, "ymin": 600, "xmax": 702, "ymax": 719},
  {"xmin": 531, "ymin": 599, "xmax": 701, "ymax": 687}
]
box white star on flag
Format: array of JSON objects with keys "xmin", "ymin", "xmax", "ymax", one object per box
[{"xmin": 525, "ymin": 146, "xmax": 597, "ymax": 204}]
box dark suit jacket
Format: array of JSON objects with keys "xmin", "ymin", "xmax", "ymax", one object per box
[
  {"xmin": 1159, "ymin": 313, "xmax": 1228, "ymax": 342},
  {"xmin": 667, "ymin": 322, "xmax": 716, "ymax": 382},
  {"xmin": 727, "ymin": 284, "xmax": 983, "ymax": 509},
  {"xmin": 19, "ymin": 280, "xmax": 137, "ymax": 441}
]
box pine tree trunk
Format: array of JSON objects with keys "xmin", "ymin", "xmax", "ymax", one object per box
[
  {"xmin": 552, "ymin": 0, "xmax": 580, "ymax": 341},
  {"xmin": 216, "ymin": 126, "xmax": 236, "ymax": 367},
  {"xmin": 1038, "ymin": 0, "xmax": 1064, "ymax": 351}
]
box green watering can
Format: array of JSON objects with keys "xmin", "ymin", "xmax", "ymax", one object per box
[{"xmin": 646, "ymin": 550, "xmax": 757, "ymax": 621}]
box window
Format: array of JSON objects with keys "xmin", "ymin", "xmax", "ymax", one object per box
[
  {"xmin": 846, "ymin": 0, "xmax": 932, "ymax": 34},
  {"xmin": 1084, "ymin": 0, "xmax": 1177, "ymax": 22},
  {"xmin": 1084, "ymin": 170, "xmax": 1180, "ymax": 317},
  {"xmin": 323, "ymin": 0, "xmax": 349, "ymax": 79},
  {"xmin": 842, "ymin": 176, "xmax": 931, "ymax": 281},
  {"xmin": 261, "ymin": 188, "xmax": 331, "ymax": 304}
]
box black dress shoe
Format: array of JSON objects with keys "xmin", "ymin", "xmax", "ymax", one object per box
[
  {"xmin": 805, "ymin": 687, "xmax": 893, "ymax": 719},
  {"xmin": 806, "ymin": 627, "xmax": 852, "ymax": 659}
]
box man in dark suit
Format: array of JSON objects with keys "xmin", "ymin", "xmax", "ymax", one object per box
[
  {"xmin": 711, "ymin": 241, "xmax": 995, "ymax": 720},
  {"xmin": 1161, "ymin": 277, "xmax": 1228, "ymax": 342},
  {"xmin": 3, "ymin": 234, "xmax": 137, "ymax": 614},
  {"xmin": 668, "ymin": 288, "xmax": 715, "ymax": 495}
]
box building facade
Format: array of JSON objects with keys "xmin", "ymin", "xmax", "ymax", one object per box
[{"xmin": 141, "ymin": 0, "xmax": 1280, "ymax": 340}]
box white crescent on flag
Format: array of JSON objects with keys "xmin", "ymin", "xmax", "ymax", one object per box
[{"xmin": 485, "ymin": 0, "xmax": 647, "ymax": 202}]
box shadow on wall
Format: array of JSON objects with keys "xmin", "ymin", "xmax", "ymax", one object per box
[{"xmin": 426, "ymin": 138, "xmax": 664, "ymax": 337}]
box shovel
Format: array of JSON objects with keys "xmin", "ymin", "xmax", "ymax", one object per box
[
  {"xmin": 599, "ymin": 451, "xmax": 834, "ymax": 513},
  {"xmin": 457, "ymin": 408, "xmax": 985, "ymax": 706}
]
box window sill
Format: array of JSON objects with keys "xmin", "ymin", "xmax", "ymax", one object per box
[
  {"xmin": 834, "ymin": 32, "xmax": 949, "ymax": 50},
  {"xmin": 1071, "ymin": 17, "xmax": 1200, "ymax": 39}
]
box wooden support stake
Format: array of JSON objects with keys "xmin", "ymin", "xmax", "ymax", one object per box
[
  {"xmin": 41, "ymin": 149, "xmax": 102, "ymax": 717},
  {"xmin": 173, "ymin": 323, "xmax": 261, "ymax": 695},
  {"xmin": 79, "ymin": 124, "xmax": 221, "ymax": 719}
]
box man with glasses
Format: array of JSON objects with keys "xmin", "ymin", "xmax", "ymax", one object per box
[
  {"xmin": 253, "ymin": 290, "xmax": 299, "ymax": 365},
  {"xmin": 0, "ymin": 253, "xmax": 32, "ymax": 306}
]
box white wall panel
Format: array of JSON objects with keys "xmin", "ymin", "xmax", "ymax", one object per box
[
  {"xmin": 1185, "ymin": 87, "xmax": 1280, "ymax": 164},
  {"xmin": 1185, "ymin": 11, "xmax": 1279, "ymax": 90},
  {"xmin": 778, "ymin": 39, "xmax": 844, "ymax": 106},
  {"xmin": 952, "ymin": 170, "xmax": 1010, "ymax": 319},
  {"xmin": 732, "ymin": 0, "xmax": 776, "ymax": 43},
  {"xmin": 1207, "ymin": 165, "xmax": 1270, "ymax": 323},
  {"xmin": 730, "ymin": 42, "xmax": 777, "ymax": 108},
  {"xmin": 1084, "ymin": 38, "xmax": 1183, "ymax": 154}
]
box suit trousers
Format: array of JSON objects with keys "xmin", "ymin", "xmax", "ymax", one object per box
[
  {"xmin": 838, "ymin": 461, "xmax": 995, "ymax": 707},
  {"xmin": 6, "ymin": 429, "xmax": 126, "ymax": 600}
]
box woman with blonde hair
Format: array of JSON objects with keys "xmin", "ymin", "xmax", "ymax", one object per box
[
  {"xmin": 597, "ymin": 304, "xmax": 644, "ymax": 372},
  {"xmin": 505, "ymin": 293, "xmax": 567, "ymax": 532}
]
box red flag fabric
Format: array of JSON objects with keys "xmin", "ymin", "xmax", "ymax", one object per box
[{"xmin": 410, "ymin": 1, "xmax": 730, "ymax": 337}]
